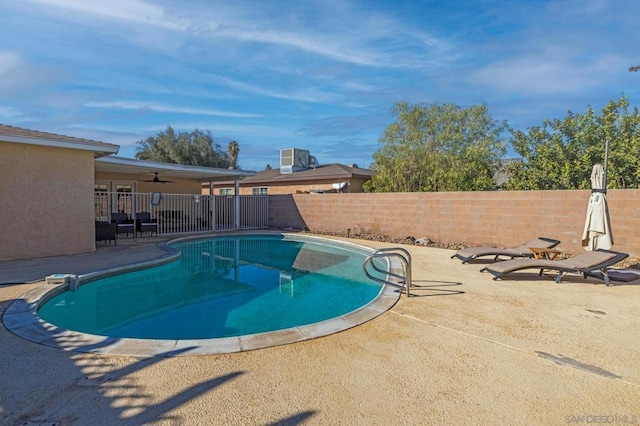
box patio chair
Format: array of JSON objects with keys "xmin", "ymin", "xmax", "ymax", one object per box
[
  {"xmin": 111, "ymin": 212, "xmax": 135, "ymax": 237},
  {"xmin": 451, "ymin": 237, "xmax": 561, "ymax": 264},
  {"xmin": 136, "ymin": 211, "xmax": 158, "ymax": 236},
  {"xmin": 95, "ymin": 221, "xmax": 116, "ymax": 245},
  {"xmin": 480, "ymin": 249, "xmax": 629, "ymax": 286}
]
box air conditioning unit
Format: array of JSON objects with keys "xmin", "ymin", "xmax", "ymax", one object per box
[{"xmin": 280, "ymin": 148, "xmax": 310, "ymax": 174}]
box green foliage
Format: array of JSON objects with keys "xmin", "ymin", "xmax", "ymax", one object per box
[
  {"xmin": 364, "ymin": 101, "xmax": 507, "ymax": 192},
  {"xmin": 504, "ymin": 95, "xmax": 640, "ymax": 190},
  {"xmin": 135, "ymin": 126, "xmax": 230, "ymax": 167}
]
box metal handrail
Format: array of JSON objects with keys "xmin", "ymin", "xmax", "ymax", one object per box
[{"xmin": 363, "ymin": 247, "xmax": 412, "ymax": 297}]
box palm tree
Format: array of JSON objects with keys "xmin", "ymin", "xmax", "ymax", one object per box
[{"xmin": 227, "ymin": 141, "xmax": 239, "ymax": 169}]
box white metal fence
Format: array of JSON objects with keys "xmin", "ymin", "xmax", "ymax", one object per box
[{"xmin": 95, "ymin": 191, "xmax": 268, "ymax": 235}]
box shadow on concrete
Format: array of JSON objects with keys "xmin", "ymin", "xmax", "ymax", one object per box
[
  {"xmin": 1, "ymin": 287, "xmax": 246, "ymax": 424},
  {"xmin": 266, "ymin": 410, "xmax": 318, "ymax": 425},
  {"xmin": 409, "ymin": 280, "xmax": 465, "ymax": 297}
]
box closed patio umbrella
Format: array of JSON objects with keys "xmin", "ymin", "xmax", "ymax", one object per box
[{"xmin": 581, "ymin": 163, "xmax": 613, "ymax": 250}]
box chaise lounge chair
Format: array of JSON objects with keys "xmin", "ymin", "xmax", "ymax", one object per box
[
  {"xmin": 451, "ymin": 237, "xmax": 561, "ymax": 264},
  {"xmin": 480, "ymin": 249, "xmax": 629, "ymax": 286}
]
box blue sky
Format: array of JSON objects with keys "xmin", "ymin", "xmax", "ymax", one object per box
[{"xmin": 1, "ymin": 0, "xmax": 639, "ymax": 171}]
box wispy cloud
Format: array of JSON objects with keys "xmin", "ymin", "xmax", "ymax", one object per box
[
  {"xmin": 299, "ymin": 112, "xmax": 391, "ymax": 137},
  {"xmin": 85, "ymin": 101, "xmax": 264, "ymax": 118},
  {"xmin": 208, "ymin": 74, "xmax": 340, "ymax": 104},
  {"xmin": 470, "ymin": 52, "xmax": 627, "ymax": 96},
  {"xmin": 0, "ymin": 50, "xmax": 65, "ymax": 95},
  {"xmin": 3, "ymin": 0, "xmax": 639, "ymax": 170},
  {"xmin": 25, "ymin": 0, "xmax": 185, "ymax": 30}
]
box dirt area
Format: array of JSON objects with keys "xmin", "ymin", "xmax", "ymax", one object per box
[{"xmin": 300, "ymin": 229, "xmax": 640, "ymax": 269}]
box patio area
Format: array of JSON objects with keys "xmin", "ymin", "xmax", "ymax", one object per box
[{"xmin": 1, "ymin": 234, "xmax": 639, "ymax": 425}]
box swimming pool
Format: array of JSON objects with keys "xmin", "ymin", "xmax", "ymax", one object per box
[{"xmin": 5, "ymin": 233, "xmax": 401, "ymax": 356}]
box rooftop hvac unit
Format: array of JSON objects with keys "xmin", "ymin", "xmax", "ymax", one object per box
[{"xmin": 280, "ymin": 148, "xmax": 310, "ymax": 174}]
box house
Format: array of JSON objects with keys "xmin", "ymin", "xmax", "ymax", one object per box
[
  {"xmin": 206, "ymin": 148, "xmax": 375, "ymax": 195},
  {"xmin": 0, "ymin": 124, "xmax": 256, "ymax": 261}
]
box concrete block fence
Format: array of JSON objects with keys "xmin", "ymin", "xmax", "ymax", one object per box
[{"xmin": 269, "ymin": 190, "xmax": 640, "ymax": 257}]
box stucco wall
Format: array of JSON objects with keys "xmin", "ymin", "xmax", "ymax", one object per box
[
  {"xmin": 269, "ymin": 190, "xmax": 640, "ymax": 257},
  {"xmin": 0, "ymin": 142, "xmax": 96, "ymax": 261}
]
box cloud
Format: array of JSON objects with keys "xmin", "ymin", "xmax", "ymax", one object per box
[
  {"xmin": 206, "ymin": 74, "xmax": 339, "ymax": 104},
  {"xmin": 0, "ymin": 51, "xmax": 65, "ymax": 95},
  {"xmin": 469, "ymin": 52, "xmax": 627, "ymax": 96},
  {"xmin": 0, "ymin": 106, "xmax": 26, "ymax": 121},
  {"xmin": 25, "ymin": 0, "xmax": 454, "ymax": 69},
  {"xmin": 25, "ymin": 0, "xmax": 184, "ymax": 30},
  {"xmin": 85, "ymin": 101, "xmax": 264, "ymax": 118},
  {"xmin": 0, "ymin": 51, "xmax": 22, "ymax": 76},
  {"xmin": 207, "ymin": 23, "xmax": 443, "ymax": 69},
  {"xmin": 4, "ymin": 0, "xmax": 639, "ymax": 171},
  {"xmin": 299, "ymin": 112, "xmax": 391, "ymax": 137}
]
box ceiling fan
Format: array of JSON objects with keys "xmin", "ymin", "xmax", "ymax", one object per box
[{"xmin": 142, "ymin": 172, "xmax": 174, "ymax": 184}]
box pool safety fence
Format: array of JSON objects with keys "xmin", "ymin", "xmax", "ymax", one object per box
[{"xmin": 95, "ymin": 191, "xmax": 268, "ymax": 235}]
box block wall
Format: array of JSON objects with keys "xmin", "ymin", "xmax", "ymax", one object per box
[{"xmin": 269, "ymin": 190, "xmax": 640, "ymax": 257}]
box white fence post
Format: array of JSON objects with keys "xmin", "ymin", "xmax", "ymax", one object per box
[
  {"xmin": 234, "ymin": 180, "xmax": 240, "ymax": 230},
  {"xmin": 94, "ymin": 191, "xmax": 268, "ymax": 235}
]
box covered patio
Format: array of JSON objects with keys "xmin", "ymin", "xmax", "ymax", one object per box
[
  {"xmin": 0, "ymin": 124, "xmax": 263, "ymax": 260},
  {"xmin": 94, "ymin": 156, "xmax": 265, "ymax": 237}
]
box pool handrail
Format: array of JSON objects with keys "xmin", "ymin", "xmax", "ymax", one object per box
[{"xmin": 363, "ymin": 247, "xmax": 412, "ymax": 297}]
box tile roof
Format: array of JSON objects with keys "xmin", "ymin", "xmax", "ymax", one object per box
[{"xmin": 0, "ymin": 124, "xmax": 119, "ymax": 157}]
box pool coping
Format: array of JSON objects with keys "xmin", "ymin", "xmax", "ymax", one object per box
[{"xmin": 2, "ymin": 232, "xmax": 403, "ymax": 357}]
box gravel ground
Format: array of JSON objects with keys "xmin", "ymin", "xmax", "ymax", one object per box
[{"xmin": 300, "ymin": 230, "xmax": 640, "ymax": 268}]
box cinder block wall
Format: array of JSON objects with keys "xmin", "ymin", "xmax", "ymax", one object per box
[{"xmin": 269, "ymin": 190, "xmax": 640, "ymax": 257}]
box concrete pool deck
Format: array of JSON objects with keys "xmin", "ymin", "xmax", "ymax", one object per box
[{"xmin": 1, "ymin": 234, "xmax": 639, "ymax": 424}]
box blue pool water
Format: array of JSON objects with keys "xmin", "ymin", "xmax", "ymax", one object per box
[{"xmin": 38, "ymin": 235, "xmax": 384, "ymax": 339}]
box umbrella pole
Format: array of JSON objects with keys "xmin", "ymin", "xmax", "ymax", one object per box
[{"xmin": 603, "ymin": 138, "xmax": 609, "ymax": 193}]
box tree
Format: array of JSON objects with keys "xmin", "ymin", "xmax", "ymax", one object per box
[
  {"xmin": 504, "ymin": 95, "xmax": 640, "ymax": 190},
  {"xmin": 227, "ymin": 140, "xmax": 239, "ymax": 169},
  {"xmin": 265, "ymin": 164, "xmax": 272, "ymax": 170},
  {"xmin": 364, "ymin": 101, "xmax": 507, "ymax": 192},
  {"xmin": 135, "ymin": 125, "xmax": 230, "ymax": 167}
]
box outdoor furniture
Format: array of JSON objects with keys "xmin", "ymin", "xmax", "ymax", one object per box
[
  {"xmin": 480, "ymin": 249, "xmax": 629, "ymax": 286},
  {"xmin": 451, "ymin": 237, "xmax": 561, "ymax": 264},
  {"xmin": 95, "ymin": 221, "xmax": 116, "ymax": 245},
  {"xmin": 111, "ymin": 212, "xmax": 135, "ymax": 237},
  {"xmin": 136, "ymin": 212, "xmax": 158, "ymax": 236},
  {"xmin": 157, "ymin": 209, "xmax": 188, "ymax": 232},
  {"xmin": 528, "ymin": 247, "xmax": 562, "ymax": 260}
]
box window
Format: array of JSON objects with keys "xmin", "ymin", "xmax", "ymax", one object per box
[
  {"xmin": 93, "ymin": 181, "xmax": 135, "ymax": 221},
  {"xmin": 252, "ymin": 187, "xmax": 268, "ymax": 195},
  {"xmin": 94, "ymin": 183, "xmax": 109, "ymax": 221},
  {"xmin": 115, "ymin": 184, "xmax": 133, "ymax": 214},
  {"xmin": 219, "ymin": 188, "xmax": 233, "ymax": 195}
]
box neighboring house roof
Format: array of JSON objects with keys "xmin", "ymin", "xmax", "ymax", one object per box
[
  {"xmin": 96, "ymin": 156, "xmax": 256, "ymax": 182},
  {"xmin": 224, "ymin": 163, "xmax": 374, "ymax": 186},
  {"xmin": 0, "ymin": 124, "xmax": 119, "ymax": 158}
]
